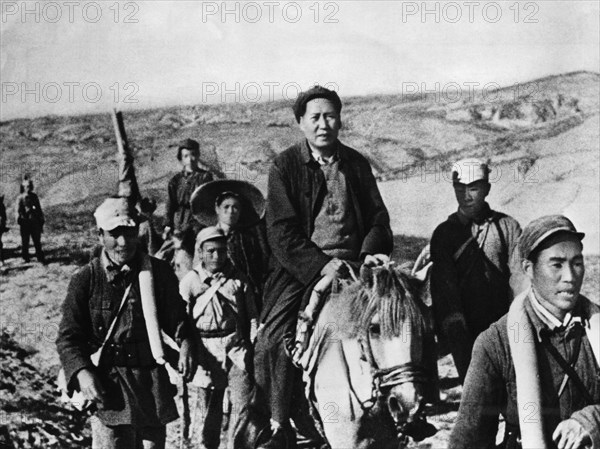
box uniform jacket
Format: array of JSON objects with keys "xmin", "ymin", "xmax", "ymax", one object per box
[
  {"xmin": 179, "ymin": 262, "xmax": 257, "ymax": 388},
  {"xmin": 166, "ymin": 169, "xmax": 213, "ymax": 233},
  {"xmin": 265, "ymin": 140, "xmax": 392, "ymax": 289},
  {"xmin": 56, "ymin": 251, "xmax": 192, "ymax": 426},
  {"xmin": 16, "ymin": 191, "xmax": 44, "ymax": 228},
  {"xmin": 430, "ymin": 205, "xmax": 524, "ymax": 336},
  {"xmin": 449, "ymin": 293, "xmax": 600, "ymax": 449}
]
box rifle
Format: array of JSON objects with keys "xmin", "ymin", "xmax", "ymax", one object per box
[{"xmin": 111, "ymin": 109, "xmax": 140, "ymax": 202}]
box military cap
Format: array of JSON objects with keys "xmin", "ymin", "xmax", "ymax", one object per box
[
  {"xmin": 94, "ymin": 197, "xmax": 139, "ymax": 231},
  {"xmin": 519, "ymin": 215, "xmax": 585, "ymax": 260},
  {"xmin": 196, "ymin": 225, "xmax": 226, "ymax": 247},
  {"xmin": 451, "ymin": 158, "xmax": 490, "ymax": 184}
]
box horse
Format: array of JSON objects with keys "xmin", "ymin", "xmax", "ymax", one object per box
[
  {"xmin": 237, "ymin": 261, "xmax": 438, "ymax": 449},
  {"xmin": 300, "ymin": 262, "xmax": 438, "ymax": 448}
]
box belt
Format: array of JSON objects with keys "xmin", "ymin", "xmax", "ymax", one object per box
[{"xmin": 198, "ymin": 328, "xmax": 236, "ymax": 338}]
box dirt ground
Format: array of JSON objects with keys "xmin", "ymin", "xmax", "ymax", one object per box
[
  {"xmin": 1, "ymin": 220, "xmax": 598, "ymax": 448},
  {"xmin": 1, "ymin": 71, "xmax": 598, "ymax": 447}
]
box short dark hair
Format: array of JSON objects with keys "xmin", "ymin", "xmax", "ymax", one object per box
[
  {"xmin": 175, "ymin": 139, "xmax": 200, "ymax": 161},
  {"xmin": 215, "ymin": 191, "xmax": 241, "ymax": 207},
  {"xmin": 292, "ymin": 85, "xmax": 342, "ymax": 123}
]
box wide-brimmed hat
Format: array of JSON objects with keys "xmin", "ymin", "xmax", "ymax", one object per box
[{"xmin": 191, "ymin": 180, "xmax": 266, "ymax": 228}]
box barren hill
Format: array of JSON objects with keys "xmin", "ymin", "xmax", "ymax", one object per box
[
  {"xmin": 1, "ymin": 71, "xmax": 598, "ymax": 244},
  {"xmin": 0, "ymin": 71, "xmax": 598, "ymax": 448}
]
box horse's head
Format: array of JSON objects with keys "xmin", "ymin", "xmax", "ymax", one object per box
[{"xmin": 356, "ymin": 263, "xmax": 437, "ymax": 443}]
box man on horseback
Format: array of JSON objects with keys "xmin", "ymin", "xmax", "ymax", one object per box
[
  {"xmin": 254, "ymin": 85, "xmax": 393, "ymax": 448},
  {"xmin": 430, "ymin": 159, "xmax": 525, "ymax": 381}
]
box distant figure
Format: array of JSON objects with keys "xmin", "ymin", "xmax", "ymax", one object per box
[
  {"xmin": 179, "ymin": 226, "xmax": 257, "ymax": 449},
  {"xmin": 164, "ymin": 139, "xmax": 214, "ymax": 244},
  {"xmin": 191, "ymin": 179, "xmax": 269, "ymax": 311},
  {"xmin": 450, "ymin": 215, "xmax": 599, "ymax": 449},
  {"xmin": 16, "ymin": 178, "xmax": 46, "ymax": 264},
  {"xmin": 430, "ymin": 159, "xmax": 525, "ymax": 382},
  {"xmin": 0, "ymin": 195, "xmax": 7, "ymax": 265}
]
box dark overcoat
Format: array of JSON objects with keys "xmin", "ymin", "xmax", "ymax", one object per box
[{"xmin": 261, "ymin": 139, "xmax": 393, "ymax": 327}]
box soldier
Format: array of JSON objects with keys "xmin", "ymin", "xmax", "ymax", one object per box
[
  {"xmin": 16, "ymin": 178, "xmax": 46, "ymax": 264},
  {"xmin": 450, "ymin": 215, "xmax": 599, "ymax": 449},
  {"xmin": 430, "ymin": 158, "xmax": 525, "ymax": 381},
  {"xmin": 164, "ymin": 139, "xmax": 214, "ymax": 242},
  {"xmin": 56, "ymin": 197, "xmax": 197, "ymax": 449},
  {"xmin": 254, "ymin": 86, "xmax": 393, "ymax": 448},
  {"xmin": 179, "ymin": 226, "xmax": 257, "ymax": 449}
]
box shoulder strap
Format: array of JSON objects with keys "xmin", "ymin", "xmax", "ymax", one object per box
[
  {"xmin": 192, "ymin": 277, "xmax": 227, "ymax": 320},
  {"xmin": 103, "ymin": 284, "xmax": 132, "ymax": 345},
  {"xmin": 539, "ymin": 327, "xmax": 593, "ymax": 405},
  {"xmin": 453, "ymin": 235, "xmax": 475, "ymax": 261},
  {"xmin": 91, "ymin": 283, "xmax": 132, "ymax": 366}
]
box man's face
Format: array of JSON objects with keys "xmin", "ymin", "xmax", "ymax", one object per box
[
  {"xmin": 299, "ymin": 98, "xmax": 341, "ymax": 153},
  {"xmin": 99, "ymin": 226, "xmax": 139, "ymax": 266},
  {"xmin": 198, "ymin": 239, "xmax": 227, "ymax": 274},
  {"xmin": 216, "ymin": 197, "xmax": 241, "ymax": 228},
  {"xmin": 180, "ymin": 149, "xmax": 198, "ymax": 171},
  {"xmin": 453, "ymin": 181, "xmax": 490, "ymax": 219},
  {"xmin": 523, "ymin": 233, "xmax": 585, "ymax": 320}
]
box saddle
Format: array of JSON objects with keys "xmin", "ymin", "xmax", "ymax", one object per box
[{"xmin": 290, "ymin": 262, "xmax": 359, "ymax": 369}]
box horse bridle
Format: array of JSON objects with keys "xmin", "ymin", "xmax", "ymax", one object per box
[
  {"xmin": 359, "ymin": 332, "xmax": 430, "ymax": 408},
  {"xmin": 358, "ymin": 332, "xmax": 435, "ymax": 447}
]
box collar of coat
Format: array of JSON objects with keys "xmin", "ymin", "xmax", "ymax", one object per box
[
  {"xmin": 507, "ymin": 288, "xmax": 600, "ymax": 448},
  {"xmin": 300, "ymin": 139, "xmax": 342, "ymax": 166}
]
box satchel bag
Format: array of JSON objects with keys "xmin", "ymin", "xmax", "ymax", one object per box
[{"xmin": 56, "ymin": 283, "xmax": 132, "ymax": 411}]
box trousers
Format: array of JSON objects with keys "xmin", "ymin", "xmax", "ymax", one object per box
[{"xmin": 90, "ymin": 416, "xmax": 166, "ymax": 449}]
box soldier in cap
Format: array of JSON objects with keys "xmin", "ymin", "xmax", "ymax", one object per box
[
  {"xmin": 430, "ymin": 158, "xmax": 525, "ymax": 381},
  {"xmin": 450, "ymin": 215, "xmax": 599, "ymax": 449},
  {"xmin": 164, "ymin": 139, "xmax": 215, "ymax": 242},
  {"xmin": 179, "ymin": 226, "xmax": 257, "ymax": 449},
  {"xmin": 16, "ymin": 178, "xmax": 46, "ymax": 263},
  {"xmin": 56, "ymin": 197, "xmax": 197, "ymax": 449},
  {"xmin": 254, "ymin": 86, "xmax": 393, "ymax": 447}
]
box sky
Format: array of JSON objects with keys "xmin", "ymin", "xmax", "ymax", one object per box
[{"xmin": 1, "ymin": 0, "xmax": 599, "ymax": 119}]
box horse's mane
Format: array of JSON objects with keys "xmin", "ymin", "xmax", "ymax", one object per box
[{"xmin": 323, "ymin": 264, "xmax": 427, "ymax": 340}]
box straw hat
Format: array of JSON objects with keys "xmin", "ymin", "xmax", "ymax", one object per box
[{"xmin": 191, "ymin": 180, "xmax": 266, "ymax": 228}]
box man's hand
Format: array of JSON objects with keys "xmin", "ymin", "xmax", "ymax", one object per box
[
  {"xmin": 76, "ymin": 369, "xmax": 106, "ymax": 405},
  {"xmin": 162, "ymin": 226, "xmax": 172, "ymax": 240},
  {"xmin": 363, "ymin": 254, "xmax": 390, "ymax": 267},
  {"xmin": 178, "ymin": 338, "xmax": 197, "ymax": 382},
  {"xmin": 321, "ymin": 258, "xmax": 347, "ymax": 278},
  {"xmin": 553, "ymin": 419, "xmax": 592, "ymax": 449}
]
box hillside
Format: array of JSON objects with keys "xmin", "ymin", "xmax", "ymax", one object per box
[
  {"xmin": 1, "ymin": 71, "xmax": 598, "ymax": 242},
  {"xmin": 0, "ymin": 71, "xmax": 599, "ymax": 448}
]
